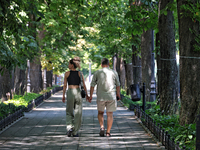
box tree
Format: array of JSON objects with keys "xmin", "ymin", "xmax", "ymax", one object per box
[
  {"xmin": 0, "ymin": 0, "xmax": 40, "ymax": 97},
  {"xmin": 158, "ymin": 0, "xmax": 178, "ymax": 115},
  {"xmin": 126, "ymin": 1, "xmax": 158, "ymax": 101},
  {"xmin": 141, "ymin": 29, "xmax": 152, "ymax": 102},
  {"xmin": 129, "ymin": 0, "xmax": 142, "ymax": 86},
  {"xmin": 177, "ymin": 0, "xmax": 200, "ymax": 125}
]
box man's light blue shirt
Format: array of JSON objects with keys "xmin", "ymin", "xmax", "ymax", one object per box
[{"xmin": 90, "ymin": 67, "xmax": 120, "ymax": 101}]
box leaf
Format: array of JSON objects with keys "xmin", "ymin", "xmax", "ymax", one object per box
[
  {"xmin": 175, "ymin": 135, "xmax": 183, "ymax": 141},
  {"xmin": 164, "ymin": 10, "xmax": 168, "ymax": 16},
  {"xmin": 125, "ymin": 11, "xmax": 132, "ymax": 19},
  {"xmin": 28, "ymin": 42, "xmax": 37, "ymax": 47},
  {"xmin": 19, "ymin": 45, "xmax": 25, "ymax": 49},
  {"xmin": 188, "ymin": 135, "xmax": 193, "ymax": 139}
]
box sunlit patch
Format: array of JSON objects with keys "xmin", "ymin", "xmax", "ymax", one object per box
[
  {"xmin": 83, "ymin": 107, "xmax": 97, "ymax": 110},
  {"xmin": 51, "ymin": 95, "xmax": 62, "ymax": 98},
  {"xmin": 35, "ymin": 108, "xmax": 65, "ymax": 111},
  {"xmin": 44, "ymin": 100, "xmax": 61, "ymax": 103}
]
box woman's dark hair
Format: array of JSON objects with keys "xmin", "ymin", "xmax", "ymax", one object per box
[
  {"xmin": 70, "ymin": 59, "xmax": 77, "ymax": 68},
  {"xmin": 69, "ymin": 57, "xmax": 81, "ymax": 69}
]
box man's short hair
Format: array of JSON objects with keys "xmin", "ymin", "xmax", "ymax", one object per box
[{"xmin": 101, "ymin": 58, "xmax": 109, "ymax": 65}]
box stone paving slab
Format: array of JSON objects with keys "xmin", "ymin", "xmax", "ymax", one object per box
[{"xmin": 0, "ymin": 90, "xmax": 164, "ymax": 150}]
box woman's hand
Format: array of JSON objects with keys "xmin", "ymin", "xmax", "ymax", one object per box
[
  {"xmin": 86, "ymin": 95, "xmax": 90, "ymax": 103},
  {"xmin": 88, "ymin": 96, "xmax": 92, "ymax": 103},
  {"xmin": 62, "ymin": 97, "xmax": 65, "ymax": 103}
]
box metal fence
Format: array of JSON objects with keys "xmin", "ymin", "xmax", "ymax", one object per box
[
  {"xmin": 0, "ymin": 86, "xmax": 63, "ymax": 131},
  {"xmin": 133, "ymin": 104, "xmax": 186, "ymax": 150},
  {"xmin": 0, "ymin": 107, "xmax": 24, "ymax": 131}
]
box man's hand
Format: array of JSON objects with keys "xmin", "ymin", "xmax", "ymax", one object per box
[
  {"xmin": 117, "ymin": 94, "xmax": 121, "ymax": 101},
  {"xmin": 62, "ymin": 97, "xmax": 65, "ymax": 103}
]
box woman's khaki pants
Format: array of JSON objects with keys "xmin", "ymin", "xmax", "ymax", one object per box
[{"xmin": 66, "ymin": 88, "xmax": 82, "ymax": 135}]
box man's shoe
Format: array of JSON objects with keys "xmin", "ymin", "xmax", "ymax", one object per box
[
  {"xmin": 66, "ymin": 129, "xmax": 73, "ymax": 137},
  {"xmin": 73, "ymin": 133, "xmax": 79, "ymax": 137},
  {"xmin": 99, "ymin": 127, "xmax": 105, "ymax": 137}
]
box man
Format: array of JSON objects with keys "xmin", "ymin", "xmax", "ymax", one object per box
[{"xmin": 89, "ymin": 58, "xmax": 121, "ymax": 137}]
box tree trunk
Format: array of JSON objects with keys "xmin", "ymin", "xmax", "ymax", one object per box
[
  {"xmin": 132, "ymin": 45, "xmax": 142, "ymax": 86},
  {"xmin": 159, "ymin": 0, "xmax": 178, "ymax": 115},
  {"xmin": 177, "ymin": 0, "xmax": 200, "ymax": 125},
  {"xmin": 30, "ymin": 57, "xmax": 42, "ymax": 93},
  {"xmin": 46, "ymin": 70, "xmax": 52, "ymax": 87},
  {"xmin": 125, "ymin": 63, "xmax": 133, "ymax": 95},
  {"xmin": 116, "ymin": 54, "xmax": 120, "ymax": 75},
  {"xmin": 14, "ymin": 66, "xmax": 26, "ymax": 95},
  {"xmin": 113, "ymin": 54, "xmax": 117, "ymax": 71},
  {"xmin": 141, "ymin": 30, "xmax": 152, "ymax": 102},
  {"xmin": 1, "ymin": 68, "xmax": 12, "ymax": 101},
  {"xmin": 53, "ymin": 74, "xmax": 57, "ymax": 85},
  {"xmin": 156, "ymin": 31, "xmax": 161, "ymax": 98},
  {"xmin": 28, "ymin": 4, "xmax": 42, "ymax": 93},
  {"xmin": 0, "ymin": 73, "xmax": 2, "ymax": 100},
  {"xmin": 119, "ymin": 58, "xmax": 126, "ymax": 89},
  {"xmin": 113, "ymin": 54, "xmax": 125, "ymax": 88}
]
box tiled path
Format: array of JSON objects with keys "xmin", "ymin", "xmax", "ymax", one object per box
[{"xmin": 0, "ymin": 90, "xmax": 163, "ymax": 150}]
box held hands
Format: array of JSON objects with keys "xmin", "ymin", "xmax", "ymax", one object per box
[{"xmin": 86, "ymin": 95, "xmax": 92, "ymax": 103}]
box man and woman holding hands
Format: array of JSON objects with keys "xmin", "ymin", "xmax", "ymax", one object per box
[{"xmin": 62, "ymin": 57, "xmax": 121, "ymax": 137}]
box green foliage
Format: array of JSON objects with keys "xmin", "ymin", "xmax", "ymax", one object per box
[
  {"xmin": 39, "ymin": 85, "xmax": 58, "ymax": 94},
  {"xmin": 0, "ymin": 0, "xmax": 40, "ymax": 73},
  {"xmin": 3, "ymin": 93, "xmax": 41, "ymax": 107},
  {"xmin": 0, "ymin": 103, "xmax": 21, "ymax": 117},
  {"xmin": 120, "ymin": 89, "xmax": 133, "ymax": 108},
  {"xmin": 180, "ymin": 1, "xmax": 200, "ymax": 52},
  {"xmin": 121, "ymin": 88, "xmax": 195, "ymax": 149},
  {"xmin": 146, "ymin": 104, "xmax": 196, "ymax": 150}
]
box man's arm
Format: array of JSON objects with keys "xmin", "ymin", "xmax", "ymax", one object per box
[
  {"xmin": 116, "ymin": 86, "xmax": 121, "ymax": 100},
  {"xmin": 89, "ymin": 71, "xmax": 97, "ymax": 102},
  {"xmin": 89, "ymin": 86, "xmax": 94, "ymax": 102}
]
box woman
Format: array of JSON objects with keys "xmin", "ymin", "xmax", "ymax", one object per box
[{"xmin": 62, "ymin": 57, "xmax": 89, "ymax": 137}]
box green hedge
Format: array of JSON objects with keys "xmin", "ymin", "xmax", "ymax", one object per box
[
  {"xmin": 0, "ymin": 85, "xmax": 61, "ymax": 117},
  {"xmin": 120, "ymin": 89, "xmax": 195, "ymax": 150}
]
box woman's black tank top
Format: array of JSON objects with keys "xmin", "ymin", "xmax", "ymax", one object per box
[{"xmin": 67, "ymin": 71, "xmax": 81, "ymax": 85}]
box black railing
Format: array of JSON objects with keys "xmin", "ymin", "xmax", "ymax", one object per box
[
  {"xmin": 35, "ymin": 95, "xmax": 44, "ymax": 106},
  {"xmin": 0, "ymin": 86, "xmax": 63, "ymax": 131},
  {"xmin": 133, "ymin": 104, "xmax": 185, "ymax": 150},
  {"xmin": 0, "ymin": 107, "xmax": 24, "ymax": 131}
]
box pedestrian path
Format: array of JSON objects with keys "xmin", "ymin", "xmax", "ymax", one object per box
[{"xmin": 0, "ymin": 90, "xmax": 163, "ymax": 150}]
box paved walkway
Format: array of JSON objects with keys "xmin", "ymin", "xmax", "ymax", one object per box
[{"xmin": 0, "ymin": 90, "xmax": 163, "ymax": 150}]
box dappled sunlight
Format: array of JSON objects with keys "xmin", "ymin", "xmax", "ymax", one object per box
[
  {"xmin": 35, "ymin": 107, "xmax": 65, "ymax": 111},
  {"xmin": 51, "ymin": 95, "xmax": 62, "ymax": 98},
  {"xmin": 0, "ymin": 91, "xmax": 162, "ymax": 149},
  {"xmin": 44, "ymin": 99, "xmax": 62, "ymax": 103},
  {"xmin": 82, "ymin": 107, "xmax": 97, "ymax": 110},
  {"xmin": 32, "ymin": 124, "xmax": 65, "ymax": 128}
]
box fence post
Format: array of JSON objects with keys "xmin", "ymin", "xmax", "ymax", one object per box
[
  {"xmin": 142, "ymin": 83, "xmax": 146, "ymax": 112},
  {"xmin": 197, "ymin": 115, "xmax": 200, "ymax": 150}
]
